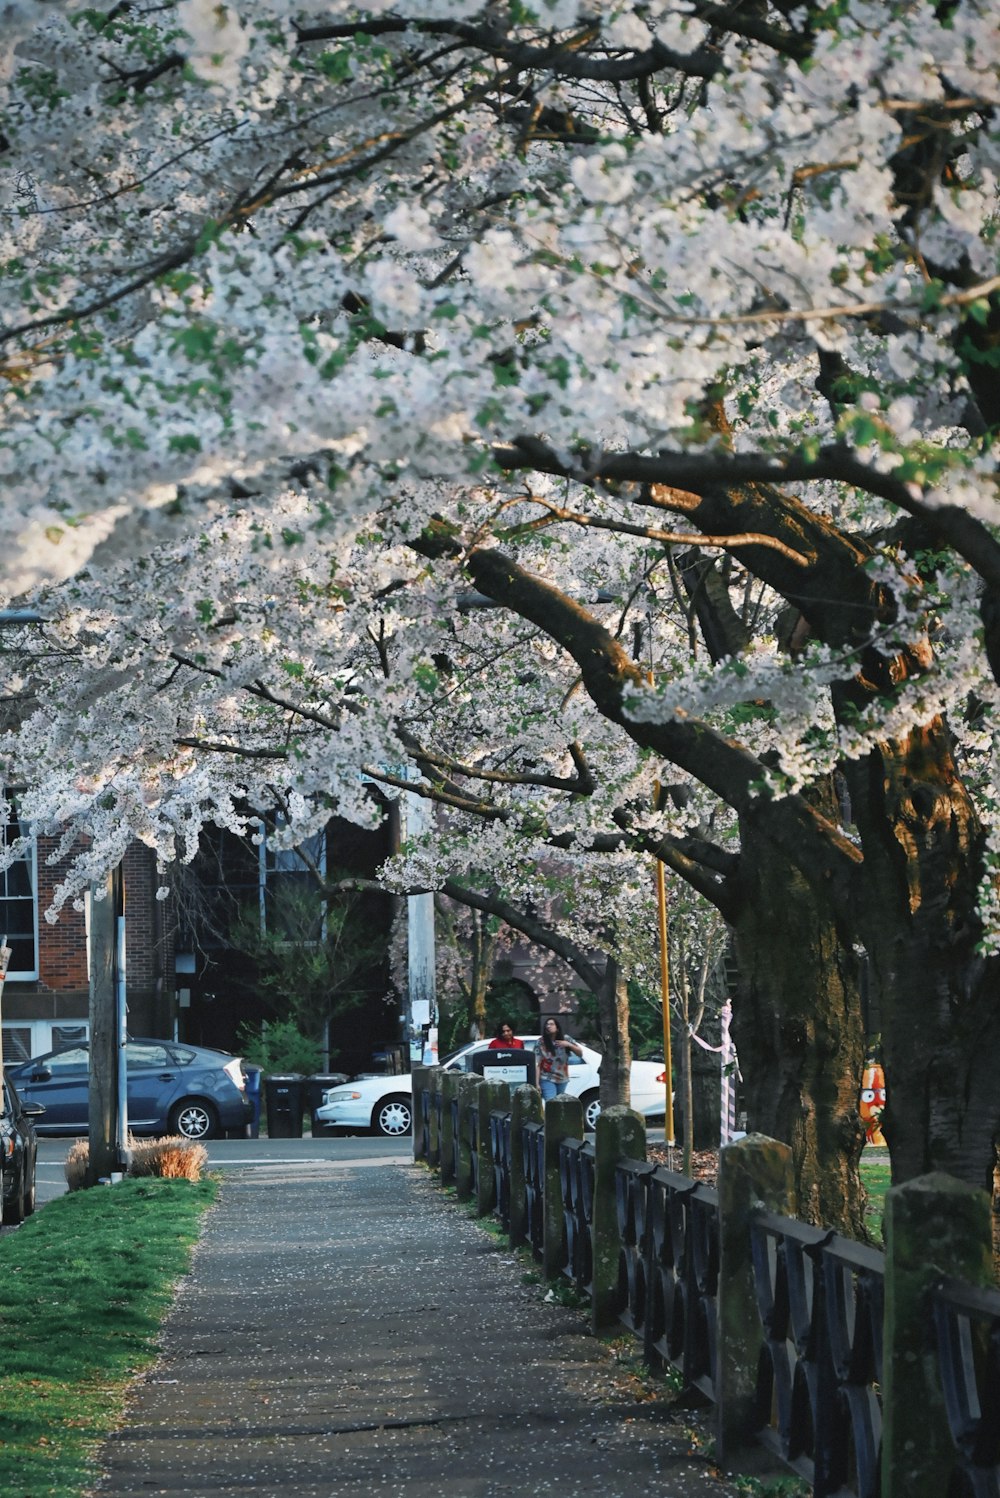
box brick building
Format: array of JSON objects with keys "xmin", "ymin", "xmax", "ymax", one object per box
[
  {"xmin": 1, "ymin": 815, "xmax": 393, "ymax": 1071},
  {"xmin": 1, "ymin": 833, "xmax": 174, "ymax": 1064}
]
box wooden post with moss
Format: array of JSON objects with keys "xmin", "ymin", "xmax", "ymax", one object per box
[
  {"xmin": 411, "ymin": 1065, "xmax": 431, "ymax": 1162},
  {"xmin": 716, "ymin": 1133, "xmax": 796, "ymax": 1462},
  {"xmin": 592, "ymin": 1106, "xmax": 645, "ymax": 1332},
  {"xmin": 882, "ymin": 1172, "xmax": 993, "ymax": 1498},
  {"xmin": 510, "ymin": 1084, "xmax": 542, "ymax": 1248},
  {"xmin": 426, "ymin": 1067, "xmax": 441, "ymax": 1170},
  {"xmin": 478, "ymin": 1079, "xmax": 509, "ymax": 1216},
  {"xmin": 439, "ymin": 1070, "xmax": 460, "ymax": 1187},
  {"xmin": 543, "ymin": 1093, "xmax": 582, "ymax": 1279},
  {"xmin": 455, "ymin": 1074, "xmax": 482, "ymax": 1201}
]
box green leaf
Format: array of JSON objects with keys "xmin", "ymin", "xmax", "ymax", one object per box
[{"xmin": 318, "ymin": 49, "xmax": 353, "ymax": 82}]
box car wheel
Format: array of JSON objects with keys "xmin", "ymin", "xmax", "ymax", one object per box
[
  {"xmin": 23, "ymin": 1163, "xmax": 35, "ymax": 1217},
  {"xmin": 2, "ymin": 1171, "xmax": 26, "ymax": 1226},
  {"xmin": 373, "ymin": 1095, "xmax": 412, "ymax": 1137},
  {"xmin": 169, "ymin": 1100, "xmax": 219, "ymax": 1141},
  {"xmin": 582, "ymin": 1091, "xmax": 602, "ymax": 1131}
]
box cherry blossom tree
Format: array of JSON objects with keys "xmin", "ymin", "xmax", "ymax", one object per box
[{"xmin": 2, "ymin": 1, "xmax": 999, "ymax": 1224}]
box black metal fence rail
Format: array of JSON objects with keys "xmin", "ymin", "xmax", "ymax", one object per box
[
  {"xmin": 641, "ymin": 1165, "xmax": 720, "ymax": 1401},
  {"xmin": 469, "ymin": 1101, "xmax": 480, "ymax": 1200},
  {"xmin": 750, "ymin": 1212, "xmax": 884, "ymax": 1498},
  {"xmin": 524, "ymin": 1120, "xmax": 544, "ymax": 1259},
  {"xmin": 419, "ymin": 1087, "xmax": 432, "ymax": 1164},
  {"xmin": 613, "ymin": 1156, "xmax": 652, "ymax": 1337},
  {"xmin": 560, "ymin": 1138, "xmax": 596, "ymax": 1295},
  {"xmin": 448, "ymin": 1093, "xmax": 460, "ymax": 1179},
  {"xmin": 490, "ymin": 1109, "xmax": 511, "ymax": 1230},
  {"xmin": 429, "ymin": 1083, "xmax": 1000, "ymax": 1498},
  {"xmin": 932, "ymin": 1274, "xmax": 1000, "ymax": 1498}
]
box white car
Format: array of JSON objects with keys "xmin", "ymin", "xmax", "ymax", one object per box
[{"xmin": 314, "ymin": 1036, "xmax": 670, "ymax": 1137}]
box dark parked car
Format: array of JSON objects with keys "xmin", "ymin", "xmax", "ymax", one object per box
[
  {"xmin": 2, "ymin": 1075, "xmax": 43, "ymax": 1225},
  {"xmin": 6, "ymin": 1039, "xmax": 252, "ymax": 1141}
]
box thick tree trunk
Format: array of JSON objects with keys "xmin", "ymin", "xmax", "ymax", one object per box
[
  {"xmin": 595, "ymin": 956, "xmax": 632, "ymax": 1110},
  {"xmin": 468, "ymin": 910, "xmax": 491, "ymax": 1039},
  {"xmin": 732, "ymin": 805, "xmax": 867, "ymax": 1237},
  {"xmin": 846, "ymin": 720, "xmax": 1000, "ymax": 1194}
]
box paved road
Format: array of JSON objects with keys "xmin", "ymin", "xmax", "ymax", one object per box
[
  {"xmin": 31, "ymin": 1134, "xmax": 412, "ymax": 1209},
  {"xmin": 30, "ymin": 1129, "xmax": 669, "ymax": 1210}
]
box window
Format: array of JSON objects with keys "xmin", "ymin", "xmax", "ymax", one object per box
[
  {"xmin": 261, "ymin": 827, "xmax": 326, "ymax": 941},
  {"xmin": 53, "ymin": 1024, "xmax": 88, "ymax": 1048},
  {"xmin": 45, "ymin": 1046, "xmax": 89, "ymax": 1071},
  {"xmin": 124, "ymin": 1042, "xmax": 171, "ymax": 1069},
  {"xmin": 2, "ymin": 1026, "xmax": 32, "ymax": 1065},
  {"xmin": 0, "ymin": 807, "xmax": 38, "ymax": 980},
  {"xmin": 2, "ymin": 1022, "xmax": 88, "ymax": 1062}
]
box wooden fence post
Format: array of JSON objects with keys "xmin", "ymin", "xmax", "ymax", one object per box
[
  {"xmin": 427, "ymin": 1067, "xmax": 441, "ymax": 1170},
  {"xmin": 715, "ymin": 1133, "xmax": 796, "ymax": 1463},
  {"xmin": 439, "ymin": 1070, "xmax": 460, "ymax": 1186},
  {"xmin": 456, "ymin": 1074, "xmax": 482, "ymax": 1200},
  {"xmin": 411, "ymin": 1065, "xmax": 431, "ymax": 1162},
  {"xmin": 882, "ymin": 1171, "xmax": 993, "ymax": 1498},
  {"xmin": 510, "ymin": 1083, "xmax": 542, "ymax": 1249},
  {"xmin": 544, "ymin": 1094, "xmax": 583, "ymax": 1280},
  {"xmin": 592, "ymin": 1105, "xmax": 645, "ymax": 1332}
]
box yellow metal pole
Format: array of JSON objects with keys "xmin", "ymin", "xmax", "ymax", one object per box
[{"xmin": 655, "ymin": 857, "xmax": 676, "ymax": 1149}]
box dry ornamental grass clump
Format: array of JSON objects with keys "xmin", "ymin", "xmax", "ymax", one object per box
[
  {"xmin": 64, "ymin": 1136, "xmax": 208, "ymax": 1189},
  {"xmin": 63, "ymin": 1138, "xmax": 90, "ymax": 1191},
  {"xmin": 129, "ymin": 1137, "xmax": 208, "ymax": 1180}
]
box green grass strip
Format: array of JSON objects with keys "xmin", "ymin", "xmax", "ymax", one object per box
[
  {"xmin": 0, "ymin": 1175, "xmax": 217, "ymax": 1498},
  {"xmin": 860, "ymin": 1150, "xmax": 892, "ymax": 1244}
]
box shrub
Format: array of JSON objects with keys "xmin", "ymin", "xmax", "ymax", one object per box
[
  {"xmin": 236, "ymin": 1017, "xmax": 324, "ymax": 1075},
  {"xmin": 129, "ymin": 1136, "xmax": 208, "ymax": 1181},
  {"xmin": 63, "ymin": 1135, "xmax": 208, "ymax": 1188},
  {"xmin": 64, "ymin": 1139, "xmax": 90, "ymax": 1191}
]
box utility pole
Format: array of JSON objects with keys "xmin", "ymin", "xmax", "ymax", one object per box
[
  {"xmin": 0, "ymin": 938, "xmax": 10, "ymax": 1092},
  {"xmin": 86, "ymin": 865, "xmax": 128, "ymax": 1183},
  {"xmin": 403, "ymin": 777, "xmax": 437, "ymax": 1064}
]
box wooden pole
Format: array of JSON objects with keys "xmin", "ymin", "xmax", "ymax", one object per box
[
  {"xmin": 655, "ymin": 859, "xmax": 676, "ymax": 1148},
  {"xmin": 0, "ymin": 939, "xmax": 11, "ymax": 1092}
]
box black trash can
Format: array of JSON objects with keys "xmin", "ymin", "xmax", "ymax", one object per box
[
  {"xmin": 242, "ymin": 1064, "xmax": 263, "ymax": 1138},
  {"xmin": 264, "ymin": 1073, "xmax": 305, "ymax": 1138},
  {"xmin": 370, "ymin": 1044, "xmax": 407, "ymax": 1074},
  {"xmin": 306, "ymin": 1073, "xmax": 349, "ymax": 1136}
]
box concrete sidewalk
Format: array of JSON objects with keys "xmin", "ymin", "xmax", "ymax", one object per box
[{"xmin": 95, "ymin": 1160, "xmax": 739, "ymax": 1497}]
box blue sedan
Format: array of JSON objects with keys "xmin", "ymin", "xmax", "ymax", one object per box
[{"xmin": 6, "ymin": 1038, "xmax": 252, "ymax": 1141}]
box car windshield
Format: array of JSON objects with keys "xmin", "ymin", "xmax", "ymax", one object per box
[{"xmin": 439, "ymin": 1047, "xmax": 470, "ymax": 1069}]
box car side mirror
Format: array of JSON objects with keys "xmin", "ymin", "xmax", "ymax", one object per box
[
  {"xmin": 29, "ymin": 1067, "xmax": 52, "ymax": 1083},
  {"xmin": 20, "ymin": 1101, "xmax": 46, "ymax": 1118}
]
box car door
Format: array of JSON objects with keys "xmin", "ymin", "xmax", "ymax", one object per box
[
  {"xmin": 15, "ymin": 1046, "xmax": 90, "ymax": 1129},
  {"xmin": 124, "ymin": 1042, "xmax": 177, "ymax": 1130},
  {"xmin": 564, "ymin": 1047, "xmax": 598, "ymax": 1097}
]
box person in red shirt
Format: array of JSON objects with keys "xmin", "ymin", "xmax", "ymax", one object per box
[{"xmin": 488, "ymin": 1021, "xmax": 525, "ymax": 1050}]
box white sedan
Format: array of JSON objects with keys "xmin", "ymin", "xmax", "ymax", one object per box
[{"xmin": 314, "ymin": 1036, "xmax": 670, "ymax": 1137}]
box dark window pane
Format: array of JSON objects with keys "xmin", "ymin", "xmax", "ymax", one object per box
[
  {"xmin": 46, "ymin": 1047, "xmax": 90, "ymax": 1071},
  {"xmin": 2, "ymin": 1027, "xmax": 32, "ymax": 1064},
  {"xmin": 125, "ymin": 1043, "xmax": 171, "ymax": 1069},
  {"xmin": 53, "ymin": 1025, "xmax": 88, "ymax": 1048}
]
